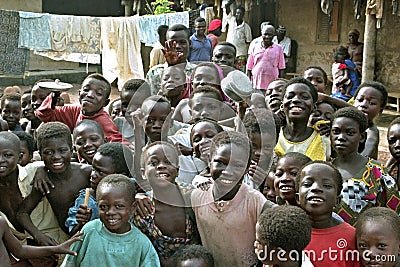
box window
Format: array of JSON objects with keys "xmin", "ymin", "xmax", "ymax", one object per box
[{"xmin": 317, "ymin": 0, "xmax": 341, "ymax": 43}]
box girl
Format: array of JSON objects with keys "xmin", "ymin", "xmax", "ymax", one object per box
[{"xmin": 304, "ymin": 65, "xmax": 328, "ymax": 94}]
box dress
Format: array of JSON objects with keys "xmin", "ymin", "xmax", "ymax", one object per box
[
  {"xmin": 334, "ymin": 159, "xmax": 400, "ymax": 226},
  {"xmin": 189, "ymin": 34, "xmax": 212, "ymax": 62},
  {"xmin": 246, "ymin": 42, "xmax": 285, "ymax": 90},
  {"xmin": 304, "ymin": 223, "xmax": 359, "ymax": 267},
  {"xmin": 35, "ymin": 94, "xmax": 124, "ymax": 143},
  {"xmin": 61, "ymin": 219, "xmax": 160, "ymax": 267},
  {"xmin": 190, "ymin": 184, "xmax": 273, "ymax": 267},
  {"xmin": 274, "ymin": 129, "xmax": 331, "ymax": 161}
]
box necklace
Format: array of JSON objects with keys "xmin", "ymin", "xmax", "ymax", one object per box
[{"xmin": 214, "ymin": 200, "xmax": 230, "ymax": 212}]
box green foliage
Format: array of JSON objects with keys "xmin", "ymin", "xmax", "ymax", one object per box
[{"xmin": 151, "ymin": 0, "xmax": 175, "ymax": 15}]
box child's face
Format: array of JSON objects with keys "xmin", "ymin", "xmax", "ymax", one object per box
[
  {"xmin": 191, "ymin": 121, "xmax": 219, "ymax": 162},
  {"xmin": 250, "ymin": 132, "xmax": 275, "ymax": 168},
  {"xmin": 304, "ymin": 68, "xmax": 326, "ymax": 93},
  {"xmin": 357, "ymin": 220, "xmax": 400, "ymax": 267},
  {"xmin": 212, "ymin": 44, "xmax": 236, "ymax": 67},
  {"xmin": 79, "ymin": 78, "xmax": 110, "ymax": 116},
  {"xmin": 189, "ymin": 93, "xmax": 222, "ymax": 121},
  {"xmin": 19, "ymin": 141, "xmax": 32, "ymax": 167},
  {"xmin": 161, "ymin": 66, "xmax": 186, "ymax": 99},
  {"xmin": 90, "ymin": 154, "xmax": 116, "ymax": 191},
  {"xmin": 210, "ymin": 143, "xmax": 248, "ymax": 199},
  {"xmin": 283, "ymin": 83, "xmax": 315, "ymax": 120},
  {"xmin": 21, "ymin": 93, "xmax": 36, "ymax": 121},
  {"xmin": 335, "ymin": 53, "xmax": 345, "ymax": 63},
  {"xmin": 0, "ymin": 139, "xmax": 20, "ymax": 178},
  {"xmin": 40, "ymin": 137, "xmax": 72, "ymax": 173},
  {"xmin": 296, "ymin": 163, "xmax": 338, "ymax": 217},
  {"xmin": 142, "ymin": 101, "xmax": 171, "ymax": 142},
  {"xmin": 166, "ymin": 30, "xmax": 190, "ymax": 62},
  {"xmin": 110, "ymin": 100, "xmax": 121, "ymax": 119},
  {"xmin": 263, "ymin": 171, "xmax": 277, "ymax": 203},
  {"xmin": 192, "ymin": 66, "xmax": 220, "ymax": 90},
  {"xmin": 331, "ymin": 117, "xmax": 364, "ymax": 155},
  {"xmin": 388, "ymin": 123, "xmax": 400, "ymax": 162},
  {"xmin": 31, "ymin": 86, "xmax": 50, "ymax": 110},
  {"xmin": 74, "ymin": 125, "xmax": 105, "ymax": 164},
  {"xmin": 98, "ymin": 185, "xmax": 133, "ymax": 234},
  {"xmin": 265, "ymin": 80, "xmax": 285, "ymax": 112},
  {"xmin": 274, "ymin": 157, "xmax": 301, "ymax": 204},
  {"xmin": 353, "ymin": 86, "xmax": 383, "ymax": 122},
  {"xmin": 143, "ymin": 144, "xmax": 179, "ymax": 187},
  {"xmin": 176, "ymin": 258, "xmax": 209, "ymax": 267},
  {"xmin": 1, "ymin": 99, "xmax": 21, "ymax": 131},
  {"xmin": 313, "ymin": 103, "xmax": 335, "ymax": 122}
]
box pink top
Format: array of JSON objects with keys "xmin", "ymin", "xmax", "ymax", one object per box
[
  {"xmin": 247, "ymin": 43, "xmax": 285, "ymax": 90},
  {"xmin": 207, "ymin": 33, "xmax": 219, "ymax": 51}
]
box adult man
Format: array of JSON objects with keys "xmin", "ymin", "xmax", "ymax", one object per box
[
  {"xmin": 189, "ymin": 17, "xmax": 212, "ymax": 63},
  {"xmin": 247, "ymin": 24, "xmax": 285, "ymax": 94},
  {"xmin": 223, "ymin": 2, "xmax": 252, "ymax": 72},
  {"xmin": 346, "ymin": 29, "xmax": 363, "ymax": 77},
  {"xmin": 272, "ymin": 25, "xmax": 291, "ymax": 58}
]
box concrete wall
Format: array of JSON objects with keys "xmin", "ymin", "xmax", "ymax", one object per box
[{"xmin": 0, "ymin": 0, "xmax": 42, "ymax": 12}]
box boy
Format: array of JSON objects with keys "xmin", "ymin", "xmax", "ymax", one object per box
[
  {"xmin": 1, "ymin": 93, "xmax": 23, "ymax": 131},
  {"xmin": 61, "ymin": 174, "xmax": 160, "ymax": 266},
  {"xmin": 255, "ymin": 205, "xmax": 312, "ymax": 267},
  {"xmin": 35, "ymin": 73, "xmax": 124, "ymax": 143},
  {"xmin": 189, "ymin": 17, "xmax": 212, "ymax": 63},
  {"xmin": 189, "ymin": 131, "xmax": 274, "ymax": 266},
  {"xmin": 296, "ymin": 161, "xmax": 358, "ymax": 267},
  {"xmin": 14, "ymin": 131, "xmax": 34, "ymax": 166},
  {"xmin": 16, "ymin": 122, "xmax": 92, "ymax": 245}
]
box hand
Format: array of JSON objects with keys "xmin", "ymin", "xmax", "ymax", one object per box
[
  {"xmin": 162, "ymin": 40, "xmax": 184, "ymax": 66},
  {"xmin": 76, "ymin": 204, "xmax": 92, "ymax": 226},
  {"xmin": 51, "ymin": 92, "xmax": 61, "ymax": 109},
  {"xmin": 134, "ymin": 194, "xmax": 154, "ymax": 218},
  {"xmin": 176, "ymin": 143, "xmax": 193, "ymax": 156},
  {"xmin": 31, "ymin": 167, "xmax": 54, "ymax": 195},
  {"xmin": 55, "ymin": 232, "xmax": 83, "ymax": 256}
]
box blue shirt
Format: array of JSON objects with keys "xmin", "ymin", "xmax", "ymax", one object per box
[{"xmin": 189, "ymin": 34, "xmax": 212, "ymax": 62}]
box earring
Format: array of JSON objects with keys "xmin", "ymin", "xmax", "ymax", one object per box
[{"xmin": 280, "ymin": 103, "xmax": 284, "ymax": 110}]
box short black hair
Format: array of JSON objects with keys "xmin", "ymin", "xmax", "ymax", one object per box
[
  {"xmin": 96, "ymin": 174, "xmax": 137, "ymax": 204},
  {"xmin": 334, "ymin": 45, "xmax": 350, "ymax": 60},
  {"xmin": 354, "ymin": 81, "xmax": 388, "ymax": 110},
  {"xmin": 244, "ymin": 109, "xmax": 278, "ymax": 144},
  {"xmin": 215, "ymin": 41, "xmax": 236, "ymax": 54},
  {"xmin": 190, "ymin": 118, "xmax": 224, "ymax": 144},
  {"xmin": 283, "ymin": 77, "xmax": 318, "ymax": 103},
  {"xmin": 210, "ymin": 131, "xmax": 252, "ymax": 168},
  {"xmin": 195, "ymin": 17, "xmax": 206, "ymax": 23},
  {"xmin": 14, "ymin": 131, "xmax": 35, "ymax": 156},
  {"xmin": 84, "ymin": 73, "xmax": 112, "ymax": 99},
  {"xmin": 304, "ymin": 66, "xmax": 328, "ymax": 85},
  {"xmin": 295, "ymin": 160, "xmax": 343, "ymax": 196},
  {"xmin": 73, "ymin": 119, "xmax": 104, "ymax": 139},
  {"xmin": 108, "ymin": 98, "xmax": 121, "ymax": 115},
  {"xmin": 236, "ymin": 6, "xmax": 245, "ymax": 13},
  {"xmin": 122, "ymin": 79, "xmax": 148, "ymax": 93},
  {"xmin": 280, "ymin": 152, "xmax": 311, "ymax": 169},
  {"xmin": 389, "ymin": 117, "xmax": 400, "ymax": 128},
  {"xmin": 157, "ymin": 25, "xmax": 169, "ymax": 36},
  {"xmin": 167, "ymin": 24, "xmax": 190, "ymax": 40},
  {"xmin": 332, "ymin": 106, "xmax": 368, "ymax": 133},
  {"xmin": 97, "ymin": 142, "xmax": 132, "ymax": 176},
  {"xmin": 141, "ymin": 141, "xmax": 179, "ymax": 169},
  {"xmin": 1, "ymin": 93, "xmax": 21, "ymax": 109},
  {"xmin": 36, "ymin": 122, "xmax": 72, "ymax": 152},
  {"xmin": 141, "ymin": 95, "xmax": 172, "ymax": 114},
  {"xmin": 356, "ymin": 207, "xmax": 400, "ymax": 241},
  {"xmin": 189, "ymin": 85, "xmax": 223, "ymax": 106},
  {"xmin": 172, "ymin": 245, "xmax": 214, "ymax": 267},
  {"xmin": 257, "ymin": 205, "xmax": 311, "ymax": 253}
]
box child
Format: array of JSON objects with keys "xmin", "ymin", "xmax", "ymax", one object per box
[
  {"xmin": 308, "ymin": 101, "xmax": 336, "ymax": 137},
  {"xmin": 161, "ymin": 65, "xmax": 188, "ymax": 109},
  {"xmin": 356, "ymin": 207, "xmax": 400, "ymax": 267},
  {"xmin": 265, "ymin": 78, "xmax": 288, "ymax": 113},
  {"xmin": 62, "ymin": 174, "xmax": 160, "ymax": 266},
  {"xmin": 14, "ymin": 131, "xmax": 34, "ymax": 166},
  {"xmin": 330, "ymin": 107, "xmax": 400, "ymax": 226},
  {"xmin": 21, "ymin": 89, "xmax": 42, "ymax": 137},
  {"xmin": 35, "ymin": 73, "xmax": 124, "ymax": 143},
  {"xmin": 274, "ymin": 77, "xmax": 331, "ymax": 161},
  {"xmin": 0, "ymin": 216, "xmax": 82, "ymax": 267},
  {"xmin": 16, "ymin": 122, "xmax": 92, "ymax": 245},
  {"xmin": 65, "ymin": 142, "xmax": 133, "ymax": 235},
  {"xmin": 255, "ymin": 205, "xmax": 312, "ymax": 267},
  {"xmin": 353, "ymin": 81, "xmax": 388, "ymax": 159},
  {"xmin": 72, "ymin": 120, "xmax": 107, "ymax": 164},
  {"xmin": 303, "ymin": 66, "xmax": 328, "ymax": 94},
  {"xmin": 296, "ymin": 160, "xmax": 358, "ymax": 267},
  {"xmin": 107, "ymin": 98, "xmax": 121, "ymax": 120},
  {"xmin": 173, "ymin": 245, "xmax": 214, "ymax": 267},
  {"xmin": 262, "ymin": 168, "xmax": 278, "ymax": 203},
  {"xmin": 1, "ymin": 93, "xmax": 23, "ymax": 131},
  {"xmin": 387, "ymin": 117, "xmax": 400, "ymax": 186},
  {"xmin": 189, "ymin": 131, "xmax": 274, "ymax": 266},
  {"xmin": 274, "ymin": 152, "xmax": 311, "ymax": 205}
]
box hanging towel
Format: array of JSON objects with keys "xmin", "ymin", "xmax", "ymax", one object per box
[{"xmin": 18, "ymin": 11, "xmax": 51, "ymax": 51}]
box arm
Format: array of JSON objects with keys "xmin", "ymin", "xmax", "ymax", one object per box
[
  {"xmin": 361, "ymin": 127, "xmax": 379, "ymax": 159},
  {"xmin": 317, "ymin": 92, "xmax": 352, "ymax": 109},
  {"xmin": 31, "ymin": 165, "xmax": 54, "ymax": 195}
]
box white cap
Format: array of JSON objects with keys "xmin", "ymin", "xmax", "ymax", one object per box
[
  {"xmin": 221, "ymin": 70, "xmax": 253, "ymax": 102},
  {"xmin": 37, "ymin": 79, "xmax": 73, "ymax": 92}
]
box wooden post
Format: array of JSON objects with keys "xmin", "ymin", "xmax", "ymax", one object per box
[
  {"xmin": 121, "ymin": 0, "xmax": 134, "ymax": 17},
  {"xmin": 362, "ymin": 14, "xmax": 377, "ymax": 82}
]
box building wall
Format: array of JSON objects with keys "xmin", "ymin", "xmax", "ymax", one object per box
[{"xmin": 0, "ymin": 0, "xmax": 42, "ymax": 12}]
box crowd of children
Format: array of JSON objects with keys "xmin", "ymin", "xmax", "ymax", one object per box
[{"xmin": 0, "ymin": 20, "xmax": 399, "ymax": 267}]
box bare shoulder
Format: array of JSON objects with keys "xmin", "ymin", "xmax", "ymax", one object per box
[
  {"xmin": 70, "ymin": 162, "xmax": 92, "ymax": 176},
  {"xmin": 175, "ymin": 98, "xmax": 189, "ymax": 110}
]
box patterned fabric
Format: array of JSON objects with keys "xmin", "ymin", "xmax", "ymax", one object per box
[
  {"xmin": 18, "ymin": 12, "xmax": 52, "ymax": 51},
  {"xmin": 0, "ymin": 10, "xmax": 28, "ymax": 75},
  {"xmin": 334, "ymin": 159, "xmax": 400, "ymax": 226}
]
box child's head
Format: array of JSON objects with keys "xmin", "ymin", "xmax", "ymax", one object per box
[
  {"xmin": 73, "ymin": 120, "xmax": 106, "ymax": 164},
  {"xmin": 188, "ymin": 85, "xmax": 223, "ymax": 122},
  {"xmin": 303, "ymin": 66, "xmax": 328, "ymax": 93},
  {"xmin": 353, "ymin": 81, "xmax": 388, "ymax": 122},
  {"xmin": 309, "ymin": 101, "xmax": 336, "ymax": 128},
  {"xmin": 157, "ymin": 24, "xmax": 168, "ymax": 45},
  {"xmin": 263, "ymin": 166, "xmax": 277, "ymax": 203},
  {"xmin": 334, "ymin": 46, "xmax": 350, "ymax": 63},
  {"xmin": 173, "ymin": 245, "xmax": 214, "ymax": 267},
  {"xmin": 0, "ymin": 93, "xmax": 21, "ymax": 131},
  {"xmin": 120, "ymin": 79, "xmax": 151, "ymax": 122},
  {"xmin": 96, "ymin": 174, "xmax": 136, "ymax": 234},
  {"xmin": 36, "ymin": 122, "xmax": 73, "ymax": 173},
  {"xmin": 282, "ymin": 77, "xmax": 318, "ymax": 121},
  {"xmin": 295, "ymin": 161, "xmax": 343, "ymax": 218},
  {"xmin": 194, "ymin": 17, "xmax": 206, "ymax": 36},
  {"xmin": 190, "ymin": 119, "xmax": 224, "ymax": 163},
  {"xmin": 161, "ymin": 66, "xmax": 187, "ymax": 101},
  {"xmin": 209, "ymin": 131, "xmax": 252, "ymax": 199},
  {"xmin": 141, "ymin": 95, "xmax": 172, "ymax": 143},
  {"xmin": 356, "ymin": 207, "xmax": 400, "ymax": 267},
  {"xmin": 255, "ymin": 205, "xmax": 312, "ymax": 265},
  {"xmin": 79, "ymin": 73, "xmax": 111, "ymax": 116},
  {"xmin": 0, "ymin": 132, "xmax": 21, "ymax": 178},
  {"xmin": 265, "ymin": 79, "xmax": 288, "ymax": 112},
  {"xmin": 13, "ymin": 131, "xmax": 34, "ymax": 167},
  {"xmin": 31, "ymin": 79, "xmax": 53, "ymax": 110},
  {"xmin": 90, "ymin": 142, "xmax": 132, "ymax": 191},
  {"xmin": 108, "ymin": 98, "xmax": 121, "ymax": 120},
  {"xmin": 274, "ymin": 152, "xmax": 311, "ymax": 205},
  {"xmin": 388, "ymin": 117, "xmax": 400, "ymax": 162},
  {"xmin": 212, "ymin": 41, "xmax": 236, "ymax": 68},
  {"xmin": 330, "ymin": 107, "xmax": 368, "ymax": 156},
  {"xmin": 191, "ymin": 62, "xmax": 224, "ymax": 90},
  {"xmin": 21, "ymin": 90, "xmax": 37, "ymax": 121},
  {"xmin": 166, "ymin": 24, "xmax": 191, "ymax": 64}
]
